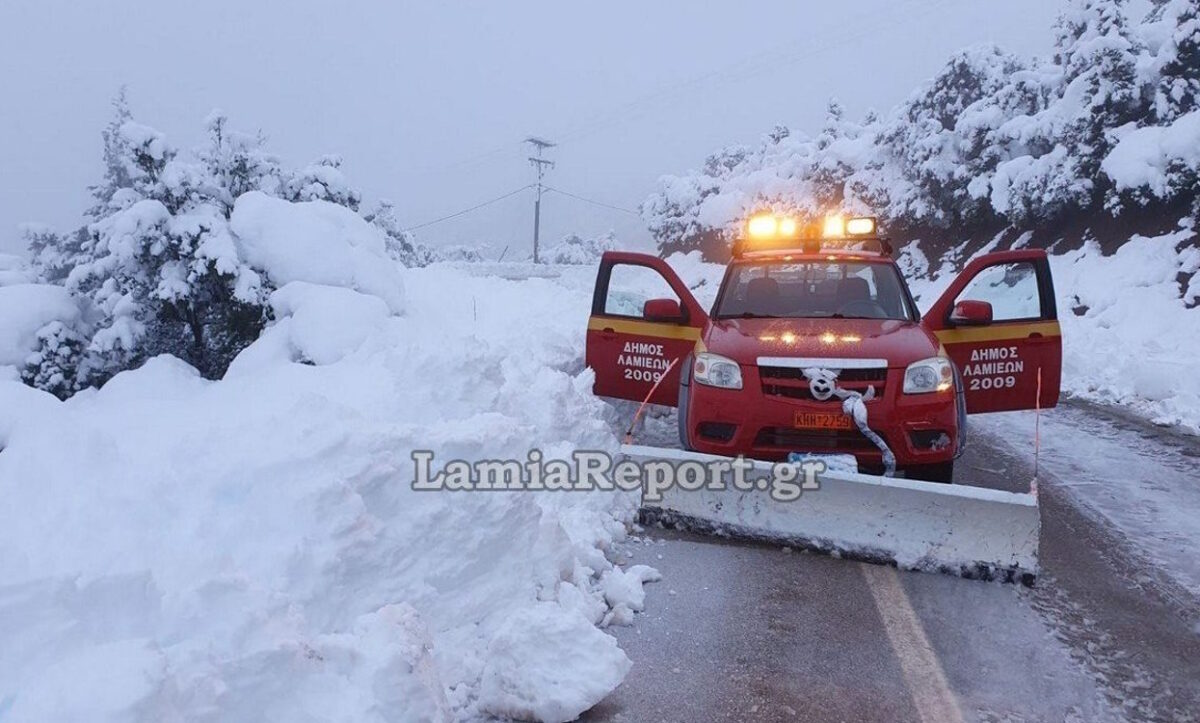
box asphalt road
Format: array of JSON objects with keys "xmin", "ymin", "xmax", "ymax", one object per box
[{"xmin": 583, "ymin": 402, "xmax": 1200, "ymax": 723}]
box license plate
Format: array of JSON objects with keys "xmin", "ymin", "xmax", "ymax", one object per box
[{"xmin": 793, "ymin": 411, "xmax": 852, "ymax": 430}]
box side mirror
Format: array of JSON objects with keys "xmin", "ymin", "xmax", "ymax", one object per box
[
  {"xmin": 950, "ymin": 299, "xmax": 993, "ymax": 326},
  {"xmin": 643, "ymin": 298, "xmax": 685, "ymax": 323}
]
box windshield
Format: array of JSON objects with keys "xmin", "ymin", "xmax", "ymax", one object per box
[{"xmin": 715, "ymin": 259, "xmax": 915, "ymax": 321}]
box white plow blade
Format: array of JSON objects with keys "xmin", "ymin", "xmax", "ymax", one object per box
[{"xmin": 623, "ymin": 445, "xmax": 1039, "ymax": 584}]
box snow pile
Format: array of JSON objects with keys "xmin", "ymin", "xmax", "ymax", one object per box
[
  {"xmin": 0, "ymin": 261, "xmax": 654, "ymax": 722},
  {"xmin": 231, "ymin": 191, "xmax": 405, "ymax": 314}
]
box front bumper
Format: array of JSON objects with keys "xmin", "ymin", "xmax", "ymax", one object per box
[{"xmin": 684, "ymin": 365, "xmax": 959, "ymax": 469}]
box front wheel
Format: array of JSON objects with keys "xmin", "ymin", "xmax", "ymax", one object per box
[
  {"xmin": 677, "ymin": 354, "xmax": 693, "ymax": 450},
  {"xmin": 904, "ymin": 461, "xmax": 954, "ymax": 483}
]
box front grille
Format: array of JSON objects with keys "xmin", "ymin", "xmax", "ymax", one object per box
[
  {"xmin": 759, "ymin": 365, "xmax": 887, "ymax": 400},
  {"xmin": 759, "ymin": 367, "xmax": 887, "ymax": 382},
  {"xmin": 753, "ymin": 427, "xmax": 883, "ymax": 452}
]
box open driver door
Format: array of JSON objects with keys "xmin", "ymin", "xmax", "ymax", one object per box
[
  {"xmin": 923, "ymin": 249, "xmax": 1061, "ymax": 414},
  {"xmin": 586, "ymin": 252, "xmax": 708, "ymax": 407}
]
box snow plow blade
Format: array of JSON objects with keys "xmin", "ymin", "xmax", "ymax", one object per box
[{"xmin": 624, "ymin": 445, "xmax": 1039, "ymax": 584}]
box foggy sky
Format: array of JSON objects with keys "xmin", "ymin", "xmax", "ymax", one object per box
[{"xmin": 0, "ymin": 0, "xmax": 1064, "ymax": 257}]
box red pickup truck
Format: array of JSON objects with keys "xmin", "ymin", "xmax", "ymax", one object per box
[{"xmin": 586, "ymin": 215, "xmax": 1061, "ymax": 482}]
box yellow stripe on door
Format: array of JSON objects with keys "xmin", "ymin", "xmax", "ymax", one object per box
[
  {"xmin": 587, "ymin": 316, "xmax": 703, "ymax": 341},
  {"xmin": 933, "ymin": 321, "xmax": 1061, "ymax": 344}
]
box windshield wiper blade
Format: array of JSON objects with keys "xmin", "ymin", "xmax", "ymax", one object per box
[{"xmin": 716, "ymin": 312, "xmax": 782, "ymax": 319}]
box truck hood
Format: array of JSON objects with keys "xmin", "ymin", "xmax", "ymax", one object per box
[{"xmin": 703, "ymin": 317, "xmax": 940, "ymax": 369}]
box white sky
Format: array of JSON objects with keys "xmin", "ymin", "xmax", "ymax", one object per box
[{"xmin": 0, "ymin": 0, "xmax": 1064, "ymax": 257}]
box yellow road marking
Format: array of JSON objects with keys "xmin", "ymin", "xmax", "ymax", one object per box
[
  {"xmin": 861, "ymin": 564, "xmax": 965, "ymax": 723},
  {"xmin": 587, "ymin": 316, "xmax": 702, "ymax": 341},
  {"xmin": 934, "ymin": 320, "xmax": 1060, "ymax": 345}
]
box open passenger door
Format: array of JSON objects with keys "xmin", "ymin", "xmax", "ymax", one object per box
[
  {"xmin": 587, "ymin": 252, "xmax": 708, "ymax": 407},
  {"xmin": 923, "ymin": 249, "xmax": 1061, "ymax": 414}
]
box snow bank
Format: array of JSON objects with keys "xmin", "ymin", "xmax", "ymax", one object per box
[
  {"xmin": 0, "ymin": 263, "xmax": 652, "ymax": 722},
  {"xmin": 1049, "ymin": 231, "xmax": 1200, "ymax": 432},
  {"xmin": 262, "ymin": 281, "xmax": 392, "ymax": 366},
  {"xmin": 230, "ymin": 191, "xmax": 405, "ymax": 313},
  {"xmin": 0, "ymin": 253, "xmax": 32, "ymax": 286},
  {"xmin": 0, "ymin": 284, "xmax": 81, "ymax": 368}
]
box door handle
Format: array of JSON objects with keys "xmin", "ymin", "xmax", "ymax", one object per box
[{"xmin": 601, "ymin": 327, "xmax": 617, "ymax": 339}]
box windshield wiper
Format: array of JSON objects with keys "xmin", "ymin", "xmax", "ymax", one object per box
[{"xmin": 716, "ymin": 312, "xmax": 784, "ymax": 320}]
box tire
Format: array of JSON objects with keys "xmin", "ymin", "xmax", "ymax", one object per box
[
  {"xmin": 905, "ymin": 461, "xmax": 954, "ymax": 483},
  {"xmin": 677, "ymin": 354, "xmax": 693, "ymax": 450}
]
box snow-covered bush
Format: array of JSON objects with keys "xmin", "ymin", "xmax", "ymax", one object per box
[
  {"xmin": 643, "ymin": 0, "xmax": 1200, "ymax": 258},
  {"xmin": 542, "ymin": 231, "xmax": 617, "ymax": 265},
  {"xmin": 418, "ymin": 243, "xmax": 486, "ymax": 265},
  {"xmin": 20, "ymin": 97, "xmax": 397, "ymax": 396}
]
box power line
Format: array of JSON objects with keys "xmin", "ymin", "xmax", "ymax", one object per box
[
  {"xmin": 544, "ymin": 186, "xmax": 640, "ymax": 216},
  {"xmin": 402, "ymin": 184, "xmax": 533, "ymax": 232}
]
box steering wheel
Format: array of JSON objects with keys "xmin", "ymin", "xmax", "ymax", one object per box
[{"xmin": 837, "ymin": 299, "xmax": 889, "ymax": 318}]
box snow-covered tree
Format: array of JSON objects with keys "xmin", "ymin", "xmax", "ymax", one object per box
[
  {"xmin": 197, "ymin": 111, "xmax": 283, "ymax": 214},
  {"xmin": 284, "ymin": 155, "xmax": 361, "ymax": 210},
  {"xmin": 20, "ymin": 321, "xmax": 90, "ymax": 399},
  {"xmin": 23, "ymin": 225, "xmax": 87, "ymax": 284},
  {"xmin": 642, "ymin": 173, "xmax": 725, "ymax": 257},
  {"xmin": 543, "ymin": 231, "xmax": 617, "ymax": 265},
  {"xmin": 34, "ymin": 118, "xmax": 271, "ymax": 387},
  {"xmin": 364, "ymin": 199, "xmax": 419, "ymax": 265},
  {"xmin": 1150, "ymin": 0, "xmax": 1200, "ymax": 122},
  {"xmin": 642, "ymin": 0, "xmax": 1200, "ymax": 258},
  {"xmin": 85, "ymin": 87, "xmax": 136, "ymax": 222}
]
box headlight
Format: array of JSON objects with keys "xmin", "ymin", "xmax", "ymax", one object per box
[
  {"xmin": 903, "ymin": 357, "xmax": 954, "ymax": 394},
  {"xmin": 694, "ymin": 353, "xmax": 743, "ymax": 390}
]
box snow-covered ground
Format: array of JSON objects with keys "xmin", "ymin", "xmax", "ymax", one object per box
[
  {"xmin": 974, "ymin": 406, "xmax": 1200, "ymax": 600},
  {"xmin": 0, "ymin": 260, "xmax": 657, "ymax": 723},
  {"xmin": 1, "ymin": 217, "xmax": 1195, "ymax": 721}
]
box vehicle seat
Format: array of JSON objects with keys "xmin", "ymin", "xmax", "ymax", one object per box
[
  {"xmin": 745, "ymin": 277, "xmax": 781, "ymax": 314},
  {"xmin": 836, "ymin": 277, "xmax": 871, "ymax": 307}
]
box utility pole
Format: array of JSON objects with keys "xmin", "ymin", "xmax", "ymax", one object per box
[{"xmin": 525, "ymin": 137, "xmax": 556, "ymax": 263}]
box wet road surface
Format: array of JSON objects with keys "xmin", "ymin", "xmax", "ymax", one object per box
[{"xmin": 584, "ymin": 402, "xmax": 1200, "ymax": 723}]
